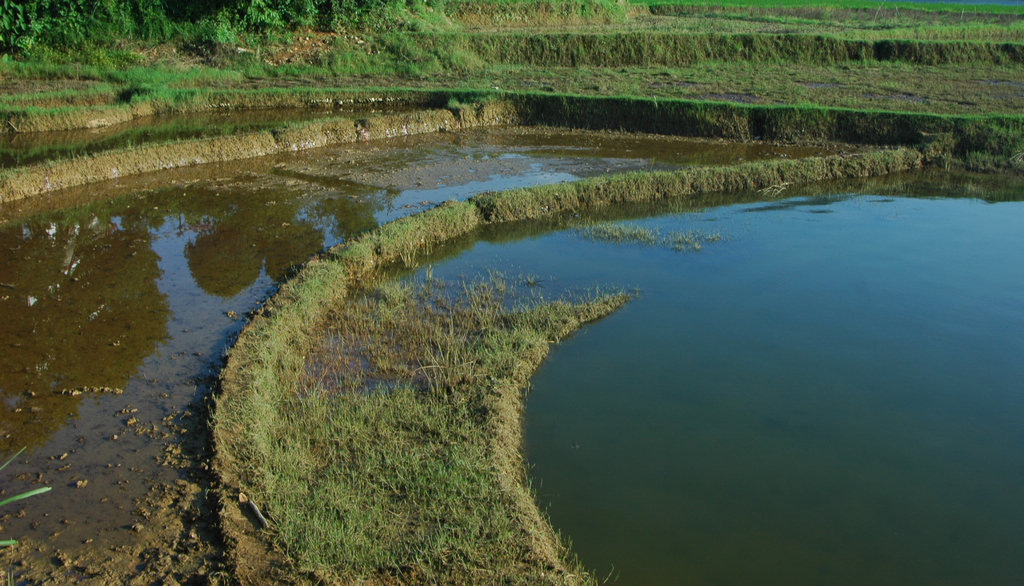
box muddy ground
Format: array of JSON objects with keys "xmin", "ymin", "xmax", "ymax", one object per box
[{"xmin": 0, "ymin": 123, "xmax": 835, "ymax": 584}]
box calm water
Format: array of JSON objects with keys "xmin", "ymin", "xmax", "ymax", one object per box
[
  {"xmin": 0, "ymin": 126, "xmax": 818, "ymax": 557},
  {"xmin": 420, "ymin": 176, "xmax": 1024, "ymax": 584}
]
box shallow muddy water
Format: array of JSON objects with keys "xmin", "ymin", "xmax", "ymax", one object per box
[
  {"xmin": 0, "ymin": 125, "xmax": 821, "ymax": 574},
  {"xmin": 416, "ymin": 173, "xmax": 1024, "ymax": 585},
  {"xmin": 0, "ymin": 104, "xmax": 404, "ymax": 169}
]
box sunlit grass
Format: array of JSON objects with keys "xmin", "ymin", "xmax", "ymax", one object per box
[{"xmin": 236, "ymin": 274, "xmax": 627, "ymax": 582}]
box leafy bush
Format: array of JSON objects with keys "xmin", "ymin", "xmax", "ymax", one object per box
[
  {"xmin": 0, "ymin": 0, "xmax": 32, "ymax": 52},
  {"xmin": 0, "ymin": 0, "xmax": 450, "ymax": 55}
]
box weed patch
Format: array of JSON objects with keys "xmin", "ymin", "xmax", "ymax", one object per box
[
  {"xmin": 215, "ymin": 145, "xmax": 923, "ymax": 582},
  {"xmin": 577, "ymin": 221, "xmax": 723, "ymax": 251},
  {"xmin": 218, "ymin": 274, "xmax": 626, "ymax": 583}
]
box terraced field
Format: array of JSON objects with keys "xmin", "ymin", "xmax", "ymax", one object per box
[{"xmin": 1, "ymin": 1, "xmax": 1021, "ymax": 582}]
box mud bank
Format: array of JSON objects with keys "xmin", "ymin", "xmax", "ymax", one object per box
[
  {"xmin": 214, "ymin": 147, "xmax": 922, "ymax": 582},
  {"xmin": 1, "ymin": 89, "xmax": 443, "ymax": 134},
  {"xmin": 0, "ymin": 102, "xmax": 521, "ymax": 203},
  {"xmin": 3, "ymin": 90, "xmax": 1019, "ymax": 206},
  {"xmin": 407, "ymin": 32, "xmax": 1024, "ymax": 67}
]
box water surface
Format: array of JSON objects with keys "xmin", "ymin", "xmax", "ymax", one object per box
[
  {"xmin": 418, "ymin": 174, "xmax": 1024, "ymax": 585},
  {"xmin": 0, "ymin": 104, "xmax": 404, "ymax": 169},
  {"xmin": 0, "ymin": 126, "xmax": 817, "ymax": 560}
]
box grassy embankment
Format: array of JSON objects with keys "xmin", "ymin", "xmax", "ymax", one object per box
[
  {"xmin": 3, "ymin": 0, "xmax": 1024, "ymax": 115},
  {"xmin": 1, "ymin": 1, "xmax": 1021, "ymax": 581},
  {"xmin": 219, "ymin": 273, "xmax": 627, "ymax": 584},
  {"xmin": 1, "ymin": 91, "xmax": 1019, "ymax": 203},
  {"xmin": 1, "ymin": 1, "xmax": 1021, "ymax": 193},
  {"xmin": 215, "ymin": 146, "xmax": 923, "ymax": 582},
  {"xmin": 0, "ymin": 101, "xmax": 522, "ymax": 202}
]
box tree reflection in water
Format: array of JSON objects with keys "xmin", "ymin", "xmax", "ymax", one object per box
[
  {"xmin": 181, "ymin": 183, "xmax": 379, "ymax": 298},
  {"xmin": 0, "ymin": 213, "xmax": 169, "ymax": 450},
  {"xmin": 0, "ymin": 177, "xmax": 382, "ymax": 449}
]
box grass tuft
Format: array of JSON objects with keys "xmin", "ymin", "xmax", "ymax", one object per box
[
  {"xmin": 577, "ymin": 222, "xmax": 723, "ymax": 251},
  {"xmin": 223, "ymin": 275, "xmax": 627, "ymax": 583},
  {"xmin": 214, "ymin": 145, "xmax": 925, "ymax": 583}
]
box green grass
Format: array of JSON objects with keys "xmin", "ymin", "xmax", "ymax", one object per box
[
  {"xmin": 635, "ymin": 0, "xmax": 1024, "ymax": 15},
  {"xmin": 3, "ymin": 1, "xmax": 1024, "ymax": 131},
  {"xmin": 216, "ymin": 270, "xmax": 627, "ymax": 583},
  {"xmin": 577, "ymin": 222, "xmax": 724, "ymax": 251},
  {"xmin": 6, "ymin": 26, "xmax": 1022, "ymax": 126},
  {"xmin": 0, "ymin": 447, "xmax": 51, "ymax": 547},
  {"xmin": 260, "ymin": 275, "xmax": 625, "ymax": 581},
  {"xmin": 214, "ymin": 146, "xmax": 927, "ymax": 583}
]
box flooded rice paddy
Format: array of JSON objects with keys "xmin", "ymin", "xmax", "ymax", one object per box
[
  {"xmin": 0, "ymin": 124, "xmax": 823, "ymax": 571},
  {"xmin": 0, "ymin": 105, "xmax": 413, "ymax": 170},
  {"xmin": 414, "ymin": 174, "xmax": 1024, "ymax": 584}
]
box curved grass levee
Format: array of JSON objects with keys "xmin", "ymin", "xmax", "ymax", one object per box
[{"xmin": 214, "ymin": 146, "xmax": 923, "ymax": 583}]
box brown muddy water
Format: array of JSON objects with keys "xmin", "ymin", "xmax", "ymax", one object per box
[
  {"xmin": 0, "ymin": 123, "xmax": 829, "ymax": 580},
  {"xmin": 0, "ymin": 103, "xmax": 410, "ymax": 169}
]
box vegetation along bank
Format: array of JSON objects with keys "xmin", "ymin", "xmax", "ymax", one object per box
[{"xmin": 0, "ymin": 0, "xmax": 1020, "ymax": 581}]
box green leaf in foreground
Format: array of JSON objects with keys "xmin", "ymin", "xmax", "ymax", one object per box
[{"xmin": 1, "ymin": 447, "xmax": 52, "ymax": 547}]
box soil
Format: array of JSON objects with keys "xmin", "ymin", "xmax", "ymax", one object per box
[
  {"xmin": 1, "ymin": 122, "xmax": 814, "ymax": 583},
  {"xmin": 0, "ymin": 9, "xmax": 1018, "ymax": 579},
  {"xmin": 0, "ymin": 388, "xmax": 227, "ymax": 584}
]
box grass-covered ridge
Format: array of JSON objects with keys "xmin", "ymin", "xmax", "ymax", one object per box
[
  {"xmin": 214, "ymin": 146, "xmax": 923, "ymax": 582},
  {"xmin": 0, "ymin": 90, "xmax": 1020, "ymax": 204},
  {"xmin": 1, "ymin": 0, "xmax": 1020, "ymax": 582},
  {"xmin": 3, "ymin": 0, "xmax": 1021, "ymax": 68},
  {"xmin": 0, "ymin": 101, "xmax": 522, "ymax": 203},
  {"xmin": 638, "ymin": 0, "xmax": 1024, "ymax": 15},
  {"xmin": 260, "ymin": 276, "xmax": 626, "ymax": 583}
]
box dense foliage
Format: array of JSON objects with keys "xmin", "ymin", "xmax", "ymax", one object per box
[{"xmin": 0, "ymin": 0, "xmax": 428, "ymax": 53}]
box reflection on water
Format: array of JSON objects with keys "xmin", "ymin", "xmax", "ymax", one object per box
[
  {"xmin": 178, "ymin": 185, "xmax": 370, "ymax": 298},
  {"xmin": 416, "ymin": 172, "xmax": 1024, "ymax": 585},
  {"xmin": 0, "ymin": 179, "xmax": 380, "ymax": 450},
  {"xmin": 0, "ymin": 126, "xmax": 822, "ymax": 557},
  {"xmin": 0, "ymin": 212, "xmax": 168, "ymax": 448},
  {"xmin": 0, "ymin": 105, "xmax": 403, "ymax": 169}
]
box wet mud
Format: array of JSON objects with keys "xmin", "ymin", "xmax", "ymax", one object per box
[
  {"xmin": 0, "ymin": 103, "xmax": 412, "ymax": 170},
  {"xmin": 0, "ymin": 123, "xmax": 832, "ymax": 582},
  {"xmin": 0, "ymin": 102, "xmax": 522, "ymax": 203}
]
